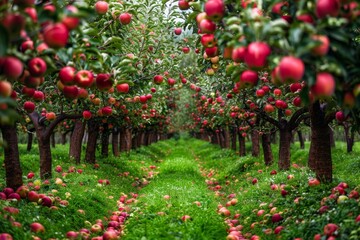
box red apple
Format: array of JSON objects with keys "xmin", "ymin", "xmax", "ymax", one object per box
[
  {"xmin": 264, "ymin": 104, "xmax": 275, "ymax": 113},
  {"xmin": 0, "ymin": 233, "xmax": 12, "ymax": 239},
  {"xmin": 232, "ymin": 46, "xmax": 247, "ymax": 63},
  {"xmin": 273, "ymin": 88, "xmax": 282, "ymax": 96},
  {"xmin": 28, "ymin": 57, "xmax": 47, "ymax": 77},
  {"xmin": 311, "ymin": 72, "xmax": 335, "ymax": 98},
  {"xmin": 174, "ymin": 28, "xmax": 182, "ymax": 35},
  {"xmin": 244, "ymin": 42, "xmax": 271, "ymax": 69},
  {"xmin": 95, "ymin": 1, "xmax": 108, "ymax": 15},
  {"xmin": 46, "ymin": 112, "xmax": 56, "ymax": 121},
  {"xmin": 101, "ymin": 106, "xmax": 112, "ymax": 116},
  {"xmin": 74, "ymin": 70, "xmax": 94, "ymax": 88},
  {"xmin": 205, "ymin": 46, "xmax": 218, "ymax": 57},
  {"xmin": 201, "ymin": 34, "xmax": 216, "ymax": 48},
  {"xmin": 278, "ymin": 56, "xmax": 304, "ymax": 83},
  {"xmin": 62, "ymin": 86, "xmax": 79, "ymax": 99},
  {"xmin": 91, "ymin": 224, "xmax": 102, "ymax": 233},
  {"xmin": 271, "ymin": 213, "xmax": 283, "ymax": 223},
  {"xmin": 290, "ymin": 83, "xmax": 302, "ymax": 92},
  {"xmin": 182, "ymin": 47, "xmax": 190, "ymax": 54},
  {"xmin": 153, "ymin": 75, "xmax": 164, "ymax": 84},
  {"xmin": 66, "ymin": 231, "xmax": 78, "ymax": 239},
  {"xmin": 168, "ymin": 78, "xmax": 176, "ymax": 86},
  {"xmin": 297, "ymin": 14, "xmax": 314, "ymax": 24},
  {"xmin": 62, "ymin": 5, "xmax": 80, "ymax": 30},
  {"xmin": 40, "ymin": 196, "xmax": 52, "ymax": 207},
  {"xmin": 181, "ymin": 215, "xmax": 191, "ymax": 221},
  {"xmin": 16, "ymin": 185, "xmax": 29, "ymax": 198},
  {"xmin": 335, "ymin": 111, "xmax": 345, "ymax": 122},
  {"xmin": 30, "ymin": 222, "xmax": 45, "ymax": 233},
  {"xmin": 316, "ymin": 0, "xmax": 340, "ymax": 19},
  {"xmin": 293, "ymin": 97, "xmax": 302, "ymax": 107},
  {"xmin": 308, "ymin": 178, "xmax": 320, "ymax": 186},
  {"xmin": 95, "ymin": 73, "xmax": 113, "ymax": 91},
  {"xmin": 311, "ymin": 35, "xmax": 330, "ymax": 56},
  {"xmin": 116, "ymin": 83, "xmax": 129, "ymax": 93},
  {"xmin": 0, "ymin": 81, "xmax": 12, "ymax": 97},
  {"xmin": 2, "ymin": 56, "xmax": 23, "ymax": 79},
  {"xmin": 323, "ymin": 223, "xmax": 338, "ymax": 236},
  {"xmin": 102, "ymin": 230, "xmax": 119, "ymax": 240},
  {"xmin": 23, "ymin": 101, "xmax": 35, "ymax": 113},
  {"xmin": 239, "ymin": 70, "xmax": 258, "ymax": 88},
  {"xmin": 21, "ymin": 40, "xmax": 34, "ymax": 52},
  {"xmin": 139, "ymin": 95, "xmax": 147, "ymax": 104},
  {"xmin": 256, "ymin": 89, "xmax": 265, "ymax": 97},
  {"xmin": 199, "ymin": 19, "xmax": 216, "ymax": 33},
  {"xmin": 59, "ymin": 66, "xmax": 76, "ymax": 85},
  {"xmin": 205, "ymin": 0, "xmax": 225, "ymax": 21},
  {"xmin": 27, "ymin": 172, "xmax": 35, "ymax": 179},
  {"xmin": 27, "ymin": 191, "xmax": 39, "ymax": 202},
  {"xmin": 32, "ymin": 91, "xmax": 45, "ymax": 102},
  {"xmin": 43, "ymin": 23, "xmax": 69, "ymax": 48},
  {"xmin": 178, "ymin": 0, "xmax": 190, "ymax": 10},
  {"xmin": 119, "ymin": 13, "xmax": 132, "ymax": 25}
]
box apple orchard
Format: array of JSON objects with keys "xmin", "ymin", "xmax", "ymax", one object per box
[{"xmin": 0, "ymin": 0, "xmax": 360, "ymax": 239}]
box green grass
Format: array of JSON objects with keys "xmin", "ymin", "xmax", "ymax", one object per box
[{"xmin": 1, "ymin": 137, "xmax": 360, "ymax": 239}]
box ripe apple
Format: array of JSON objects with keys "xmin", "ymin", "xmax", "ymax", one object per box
[
  {"xmin": 335, "ymin": 111, "xmax": 345, "ymax": 122},
  {"xmin": 27, "ymin": 191, "xmax": 39, "ymax": 202},
  {"xmin": 274, "ymin": 226, "xmax": 284, "ymax": 234},
  {"xmin": 153, "ymin": 75, "xmax": 164, "ymax": 84},
  {"xmin": 232, "ymin": 46, "xmax": 247, "ymax": 63},
  {"xmin": 116, "ymin": 83, "xmax": 129, "ymax": 93},
  {"xmin": 205, "ymin": 46, "xmax": 218, "ymax": 57},
  {"xmin": 0, "ymin": 81, "xmax": 12, "ymax": 97},
  {"xmin": 252, "ymin": 178, "xmax": 258, "ymax": 184},
  {"xmin": 62, "ymin": 5, "xmax": 80, "ymax": 30},
  {"xmin": 273, "ymin": 88, "xmax": 282, "ymax": 96},
  {"xmin": 119, "ymin": 13, "xmax": 132, "ymax": 25},
  {"xmin": 292, "ymin": 97, "xmax": 302, "ymax": 107},
  {"xmin": 264, "ymin": 104, "xmax": 275, "ymax": 113},
  {"xmin": 278, "ymin": 56, "xmax": 304, "ymax": 83},
  {"xmin": 62, "ymin": 86, "xmax": 79, "ymax": 99},
  {"xmin": 95, "ymin": 1, "xmax": 108, "ymax": 15},
  {"xmin": 66, "ymin": 231, "xmax": 78, "ymax": 239},
  {"xmin": 311, "ymin": 72, "xmax": 335, "ymax": 98},
  {"xmin": 244, "ymin": 42, "xmax": 271, "ymax": 69},
  {"xmin": 95, "ymin": 73, "xmax": 112, "ymax": 91},
  {"xmin": 311, "ymin": 35, "xmax": 330, "ymax": 56},
  {"xmin": 256, "ymin": 89, "xmax": 265, "ymax": 97},
  {"xmin": 290, "ymin": 83, "xmax": 302, "ymax": 93},
  {"xmin": 32, "ymin": 91, "xmax": 45, "ymax": 102},
  {"xmin": 21, "ymin": 40, "xmax": 34, "ymax": 52},
  {"xmin": 178, "ymin": 0, "xmax": 190, "ymax": 10},
  {"xmin": 74, "ymin": 70, "xmax": 94, "ymax": 88},
  {"xmin": 182, "ymin": 47, "xmax": 190, "ymax": 54},
  {"xmin": 43, "ymin": 22, "xmax": 69, "ymax": 48},
  {"xmin": 78, "ymin": 88, "xmax": 88, "ymax": 98},
  {"xmin": 24, "ymin": 101, "xmax": 35, "ymax": 113},
  {"xmin": 271, "ymin": 213, "xmax": 283, "ymax": 223},
  {"xmin": 239, "ymin": 70, "xmax": 258, "ymax": 88},
  {"xmin": 323, "ymin": 223, "xmax": 338, "ymax": 236},
  {"xmin": 174, "ymin": 28, "xmax": 182, "ymax": 35},
  {"xmin": 308, "ymin": 178, "xmax": 320, "ymax": 186},
  {"xmin": 27, "ymin": 172, "xmax": 35, "ymax": 179},
  {"xmin": 28, "ymin": 57, "xmax": 47, "ymax": 77},
  {"xmin": 45, "ymin": 112, "xmax": 56, "ymax": 121},
  {"xmin": 102, "ymin": 230, "xmax": 119, "ymax": 240},
  {"xmin": 199, "ymin": 19, "xmax": 216, "ymax": 33},
  {"xmin": 30, "ymin": 222, "xmax": 45, "ymax": 233},
  {"xmin": 201, "ymin": 34, "xmax": 216, "ymax": 48},
  {"xmin": 59, "ymin": 66, "xmax": 76, "ymax": 85},
  {"xmin": 204, "ymin": 0, "xmax": 225, "ymax": 21},
  {"xmin": 168, "ymin": 78, "xmax": 176, "ymax": 86},
  {"xmin": 139, "ymin": 95, "xmax": 147, "ymax": 104},
  {"xmin": 2, "ymin": 56, "xmax": 23, "ymax": 79},
  {"xmin": 40, "ymin": 196, "xmax": 52, "ymax": 207},
  {"xmin": 316, "ymin": 0, "xmax": 340, "ymax": 19},
  {"xmin": 0, "ymin": 233, "xmax": 12, "ymax": 239},
  {"xmin": 91, "ymin": 224, "xmax": 103, "ymax": 233}
]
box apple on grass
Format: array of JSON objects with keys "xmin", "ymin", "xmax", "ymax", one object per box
[{"xmin": 30, "ymin": 222, "xmax": 45, "ymax": 233}]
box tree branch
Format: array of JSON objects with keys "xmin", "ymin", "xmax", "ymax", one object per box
[
  {"xmin": 293, "ymin": 113, "xmax": 310, "ymax": 130},
  {"xmin": 289, "ymin": 107, "xmax": 309, "ymax": 129},
  {"xmin": 255, "ymin": 109, "xmax": 281, "ymax": 129},
  {"xmin": 44, "ymin": 113, "xmax": 82, "ymax": 139}
]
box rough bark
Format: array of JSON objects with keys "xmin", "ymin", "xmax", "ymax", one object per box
[
  {"xmin": 131, "ymin": 130, "xmax": 138, "ymax": 150},
  {"xmin": 330, "ymin": 128, "xmax": 336, "ymax": 148},
  {"xmin": 101, "ymin": 123, "xmax": 109, "ymax": 157},
  {"xmin": 238, "ymin": 132, "xmax": 246, "ymax": 157},
  {"xmin": 262, "ymin": 133, "xmax": 273, "ymax": 166},
  {"xmin": 120, "ymin": 128, "xmax": 127, "ymax": 152},
  {"xmin": 344, "ymin": 124, "xmax": 354, "ymax": 153},
  {"xmin": 219, "ymin": 130, "xmax": 226, "ymax": 148},
  {"xmin": 85, "ymin": 119, "xmax": 99, "ymax": 164},
  {"xmin": 125, "ymin": 128, "xmax": 132, "ymax": 151},
  {"xmin": 51, "ymin": 133, "xmax": 56, "ymax": 148},
  {"xmin": 278, "ymin": 127, "xmax": 292, "ymax": 170},
  {"xmin": 231, "ymin": 126, "xmax": 237, "ymax": 151},
  {"xmin": 61, "ymin": 133, "xmax": 67, "ymax": 145},
  {"xmin": 112, "ymin": 128, "xmax": 120, "ymax": 156},
  {"xmin": 223, "ymin": 127, "xmax": 230, "ymax": 148},
  {"xmin": 308, "ymin": 101, "xmax": 332, "ymax": 183},
  {"xmin": 27, "ymin": 128, "xmax": 35, "ymax": 152},
  {"xmin": 1, "ymin": 124, "xmax": 23, "ymax": 189},
  {"xmin": 69, "ymin": 120, "xmax": 85, "ymax": 164},
  {"xmin": 297, "ymin": 130, "xmax": 305, "ymax": 149},
  {"xmin": 251, "ymin": 129, "xmax": 260, "ymax": 157}
]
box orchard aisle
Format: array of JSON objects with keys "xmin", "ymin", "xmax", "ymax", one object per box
[{"xmin": 122, "ymin": 139, "xmax": 228, "ymax": 240}]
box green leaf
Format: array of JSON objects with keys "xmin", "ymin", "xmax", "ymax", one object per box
[{"xmin": 0, "ymin": 25, "xmax": 8, "ymax": 56}]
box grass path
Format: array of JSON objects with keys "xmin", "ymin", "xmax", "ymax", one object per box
[{"xmin": 123, "ymin": 139, "xmax": 227, "ymax": 240}]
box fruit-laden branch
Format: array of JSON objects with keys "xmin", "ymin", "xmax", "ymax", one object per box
[
  {"xmin": 294, "ymin": 113, "xmax": 310, "ymax": 128},
  {"xmin": 28, "ymin": 112, "xmax": 82, "ymax": 140},
  {"xmin": 255, "ymin": 109, "xmax": 281, "ymax": 129},
  {"xmin": 289, "ymin": 107, "xmax": 309, "ymax": 130}
]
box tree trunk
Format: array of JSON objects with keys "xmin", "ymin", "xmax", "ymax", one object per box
[
  {"xmin": 271, "ymin": 130, "xmax": 277, "ymax": 144},
  {"xmin": 27, "ymin": 130, "xmax": 34, "ymax": 152},
  {"xmin": 101, "ymin": 123, "xmax": 109, "ymax": 157},
  {"xmin": 1, "ymin": 124, "xmax": 23, "ymax": 189},
  {"xmin": 251, "ymin": 129, "xmax": 260, "ymax": 157},
  {"xmin": 278, "ymin": 128, "xmax": 292, "ymax": 170},
  {"xmin": 85, "ymin": 119, "xmax": 99, "ymax": 164},
  {"xmin": 330, "ymin": 128, "xmax": 335, "ymax": 148},
  {"xmin": 38, "ymin": 136, "xmax": 52, "ymax": 179},
  {"xmin": 132, "ymin": 130, "xmax": 138, "ymax": 150},
  {"xmin": 262, "ymin": 133, "xmax": 273, "ymax": 166},
  {"xmin": 297, "ymin": 130, "xmax": 305, "ymax": 149},
  {"xmin": 112, "ymin": 129, "xmax": 120, "ymax": 156},
  {"xmin": 125, "ymin": 128, "xmax": 132, "ymax": 152},
  {"xmin": 238, "ymin": 132, "xmax": 246, "ymax": 157},
  {"xmin": 344, "ymin": 124, "xmax": 354, "ymax": 153},
  {"xmin": 308, "ymin": 101, "xmax": 332, "ymax": 183},
  {"xmin": 231, "ymin": 127, "xmax": 237, "ymax": 151},
  {"xmin": 61, "ymin": 133, "xmax": 67, "ymax": 145},
  {"xmin": 69, "ymin": 120, "xmax": 85, "ymax": 164},
  {"xmin": 223, "ymin": 127, "xmax": 230, "ymax": 148},
  {"xmin": 51, "ymin": 133, "xmax": 56, "ymax": 148},
  {"xmin": 219, "ymin": 130, "xmax": 226, "ymax": 148}
]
